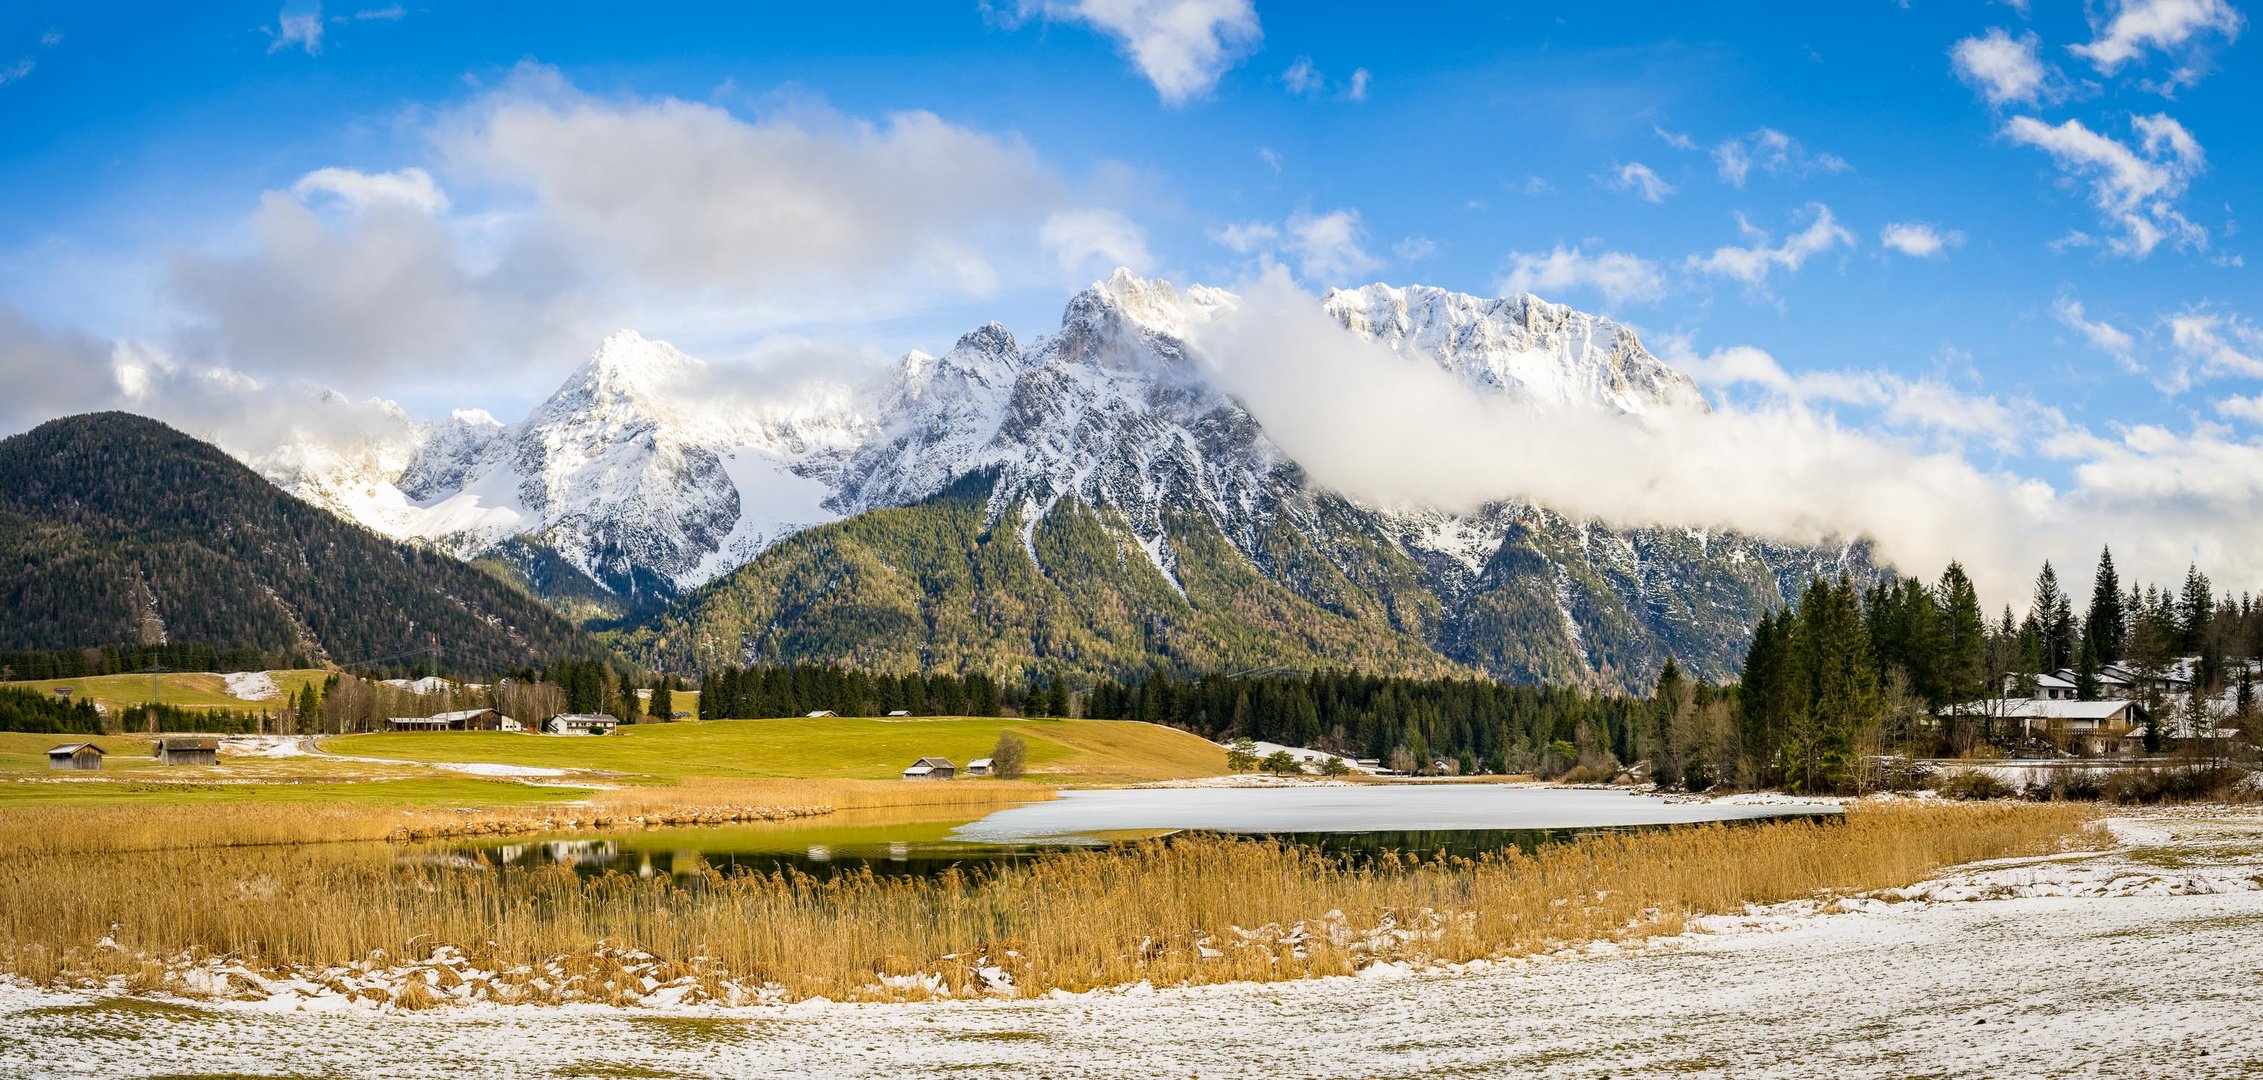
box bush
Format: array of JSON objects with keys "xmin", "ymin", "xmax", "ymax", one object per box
[
  {"xmin": 989, "ymin": 732, "xmax": 1028, "ymax": 780},
  {"xmin": 1260, "ymin": 750, "xmax": 1303, "ymax": 775},
  {"xmin": 1557, "ymin": 764, "xmax": 1608, "ymax": 785},
  {"xmin": 1936, "ymin": 769, "xmax": 2015, "ymax": 800},
  {"xmin": 1317, "ymin": 756, "xmax": 1354, "ymax": 777},
  {"xmin": 2098, "ymin": 764, "xmax": 2251, "ymax": 805}
]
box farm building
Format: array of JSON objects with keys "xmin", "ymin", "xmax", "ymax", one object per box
[
  {"xmin": 901, "ymin": 756, "xmax": 955, "ymax": 780},
  {"xmin": 547, "ymin": 713, "xmax": 619, "ymax": 735},
  {"xmin": 152, "ymin": 736, "xmax": 219, "ymax": 766},
  {"xmin": 885, "ymin": 710, "xmax": 910, "ymax": 717},
  {"xmin": 805, "ymin": 710, "xmax": 837, "ymax": 718},
  {"xmin": 385, "ymin": 708, "xmax": 520, "ymax": 733},
  {"xmin": 965, "ymin": 757, "xmax": 993, "ymax": 777},
  {"xmin": 47, "ymin": 743, "xmax": 104, "ymax": 770}
]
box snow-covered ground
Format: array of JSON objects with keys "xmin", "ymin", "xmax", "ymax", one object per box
[
  {"xmin": 5, "ymin": 807, "xmax": 2260, "ymax": 1078},
  {"xmin": 221, "ymin": 671, "xmax": 280, "ymax": 701}
]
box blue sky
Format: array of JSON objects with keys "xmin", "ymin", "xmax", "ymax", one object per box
[{"xmin": 0, "ymin": 1, "xmax": 2258, "ymax": 595}]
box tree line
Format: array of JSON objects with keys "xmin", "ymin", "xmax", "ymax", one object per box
[{"xmin": 1734, "ymin": 547, "xmax": 2263, "ymax": 792}]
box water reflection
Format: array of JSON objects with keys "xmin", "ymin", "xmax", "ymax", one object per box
[{"xmin": 434, "ymin": 816, "xmax": 1833, "ymax": 881}]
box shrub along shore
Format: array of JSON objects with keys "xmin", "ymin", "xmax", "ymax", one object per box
[{"xmin": 0, "ymin": 801, "xmax": 2100, "ymax": 1006}]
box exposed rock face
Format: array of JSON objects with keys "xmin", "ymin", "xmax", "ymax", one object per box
[{"xmin": 270, "ymin": 271, "xmax": 1880, "ymax": 687}]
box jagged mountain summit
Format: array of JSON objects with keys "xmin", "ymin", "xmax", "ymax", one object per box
[{"xmin": 270, "ymin": 271, "xmax": 1877, "ymax": 686}]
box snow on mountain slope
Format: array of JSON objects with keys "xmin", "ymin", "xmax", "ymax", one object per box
[
  {"xmin": 1322, "ymin": 283, "xmax": 1708, "ymax": 416},
  {"xmin": 271, "ymin": 271, "xmax": 1725, "ymax": 596}
]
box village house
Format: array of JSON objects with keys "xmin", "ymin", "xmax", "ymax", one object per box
[
  {"xmin": 965, "ymin": 756, "xmax": 993, "ymax": 777},
  {"xmin": 385, "ymin": 708, "xmax": 520, "ymax": 733},
  {"xmin": 46, "ymin": 742, "xmax": 103, "ymax": 770},
  {"xmin": 805, "ymin": 710, "xmax": 837, "ymax": 718},
  {"xmin": 901, "ymin": 756, "xmax": 955, "ymax": 780},
  {"xmin": 1958, "ymin": 699, "xmax": 2152, "ymax": 756},
  {"xmin": 152, "ymin": 736, "xmax": 219, "ymax": 766},
  {"xmin": 546, "ymin": 713, "xmax": 619, "ymax": 736}
]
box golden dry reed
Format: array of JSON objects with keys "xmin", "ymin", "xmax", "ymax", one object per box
[
  {"xmin": 0, "ymin": 778, "xmax": 1049, "ymax": 857},
  {"xmin": 0, "ymin": 801, "xmax": 2099, "ymax": 1003}
]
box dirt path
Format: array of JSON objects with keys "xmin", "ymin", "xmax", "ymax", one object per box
[{"xmin": 5, "ymin": 807, "xmax": 2259, "ymax": 1078}]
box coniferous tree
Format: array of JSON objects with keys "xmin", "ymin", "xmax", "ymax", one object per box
[
  {"xmin": 2030, "ymin": 562, "xmax": 2076, "ymax": 673},
  {"xmin": 2180, "ymin": 564, "xmax": 2215, "ymax": 654},
  {"xmin": 1935, "ymin": 562, "xmax": 1989, "ymax": 713},
  {"xmin": 2085, "ymin": 547, "xmax": 2125, "ymax": 662}
]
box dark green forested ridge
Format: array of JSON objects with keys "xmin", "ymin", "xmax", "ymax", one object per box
[
  {"xmin": 0, "ymin": 412, "xmax": 600, "ymax": 675},
  {"xmin": 622, "ymin": 474, "xmax": 1874, "ymax": 692}
]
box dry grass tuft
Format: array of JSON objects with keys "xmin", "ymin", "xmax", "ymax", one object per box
[{"xmin": 0, "ymin": 801, "xmax": 2100, "ymax": 1003}]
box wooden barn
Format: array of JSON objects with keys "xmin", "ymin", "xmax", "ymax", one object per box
[
  {"xmin": 901, "ymin": 756, "xmax": 955, "ymax": 781},
  {"xmin": 47, "ymin": 743, "xmax": 104, "ymax": 770},
  {"xmin": 386, "ymin": 708, "xmax": 515, "ymax": 732},
  {"xmin": 152, "ymin": 736, "xmax": 219, "ymax": 766}
]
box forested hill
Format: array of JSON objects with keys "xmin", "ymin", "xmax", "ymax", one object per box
[{"xmin": 0, "ymin": 412, "xmax": 598, "ymax": 673}]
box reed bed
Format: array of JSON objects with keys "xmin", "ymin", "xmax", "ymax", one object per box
[
  {"xmin": 0, "ymin": 801, "xmax": 2101, "ymax": 1005},
  {"xmin": 0, "ymin": 777, "xmax": 1050, "ymax": 857}
]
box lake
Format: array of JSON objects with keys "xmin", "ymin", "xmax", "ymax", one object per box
[{"xmin": 441, "ymin": 785, "xmax": 1839, "ymax": 879}]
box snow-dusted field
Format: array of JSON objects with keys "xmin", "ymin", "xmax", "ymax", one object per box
[{"xmin": 5, "ymin": 807, "xmax": 2260, "ymax": 1078}]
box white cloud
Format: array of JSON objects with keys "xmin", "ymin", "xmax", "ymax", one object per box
[
  {"xmin": 1607, "ymin": 162, "xmax": 1674, "ymax": 203},
  {"xmin": 1008, "ymin": 0, "xmax": 1261, "ymax": 105},
  {"xmin": 1194, "ymin": 267, "xmax": 2263, "ymax": 604},
  {"xmin": 1283, "ymin": 209, "xmax": 1378, "ymax": 283},
  {"xmin": 2054, "ymin": 295, "xmax": 2138, "ymax": 364},
  {"xmin": 1282, "ymin": 56, "xmax": 1322, "ymax": 96},
  {"xmin": 1684, "ymin": 204, "xmax": 1855, "ymax": 287},
  {"xmin": 1498, "ymin": 245, "xmax": 1667, "ymax": 306},
  {"xmin": 0, "ymin": 59, "xmax": 30, "ymax": 85},
  {"xmin": 161, "ymin": 67, "xmax": 1141, "ymax": 388},
  {"xmin": 269, "ymin": 3, "xmax": 325, "ymax": 55},
  {"xmin": 1279, "ymin": 55, "xmax": 1368, "ymax": 101},
  {"xmin": 1392, "ymin": 236, "xmax": 1437, "ymax": 263},
  {"xmin": 1878, "ymin": 222, "xmax": 1964, "ymax": 258},
  {"xmin": 2070, "ymin": 0, "xmax": 2243, "ymax": 78},
  {"xmin": 1256, "ymin": 146, "xmax": 1281, "ymax": 172},
  {"xmin": 1208, "ymin": 209, "xmax": 1377, "ymax": 284},
  {"xmin": 2214, "ymin": 394, "xmax": 2263, "ymax": 423},
  {"xmin": 348, "ymin": 5, "xmax": 405, "ymax": 20},
  {"xmin": 289, "ymin": 166, "xmax": 451, "ymax": 214},
  {"xmin": 1951, "ymin": 28, "xmax": 2055, "ymax": 106},
  {"xmin": 40, "ymin": 29, "xmax": 63, "ymax": 47},
  {"xmin": 2004, "ymin": 112, "xmax": 2206, "ymax": 257},
  {"xmin": 1209, "ymin": 220, "xmax": 1278, "ymax": 254},
  {"xmin": 442, "ymin": 66, "xmax": 1093, "ymax": 303},
  {"xmin": 1040, "ymin": 208, "xmax": 1154, "ymax": 275},
  {"xmin": 2168, "ymin": 309, "xmax": 2263, "ymax": 378},
  {"xmin": 1652, "ymin": 124, "xmax": 1698, "ymax": 152},
  {"xmin": 1707, "ymin": 128, "xmax": 1850, "ymax": 187}
]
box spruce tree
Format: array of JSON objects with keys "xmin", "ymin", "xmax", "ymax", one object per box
[
  {"xmin": 2180, "ymin": 564, "xmax": 2214, "ymax": 654},
  {"xmin": 2085, "ymin": 547, "xmax": 2125, "ymax": 662},
  {"xmin": 2030, "ymin": 562, "xmax": 2075, "ymax": 672},
  {"xmin": 1934, "ymin": 562, "xmax": 1988, "ymax": 711}
]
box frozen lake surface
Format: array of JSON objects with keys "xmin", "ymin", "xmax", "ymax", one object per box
[{"xmin": 950, "ymin": 784, "xmax": 1837, "ymax": 844}]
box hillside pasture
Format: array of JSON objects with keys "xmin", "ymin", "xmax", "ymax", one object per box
[
  {"xmin": 331, "ymin": 716, "xmax": 1226, "ymax": 785},
  {"xmin": 1, "ymin": 669, "xmax": 330, "ymax": 714}
]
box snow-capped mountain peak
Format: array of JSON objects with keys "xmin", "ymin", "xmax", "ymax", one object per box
[
  {"xmin": 270, "ymin": 271, "xmax": 1728, "ymax": 623},
  {"xmin": 1321, "ymin": 282, "xmax": 1707, "ymax": 416}
]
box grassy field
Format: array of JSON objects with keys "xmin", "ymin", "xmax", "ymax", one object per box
[
  {"xmin": 0, "ymin": 732, "xmax": 163, "ymax": 773},
  {"xmin": 331, "ymin": 716, "xmax": 1227, "ymax": 785},
  {"xmin": 2, "ymin": 669, "xmax": 330, "ymax": 713},
  {"xmin": 0, "ymin": 775, "xmax": 599, "ymax": 809}
]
